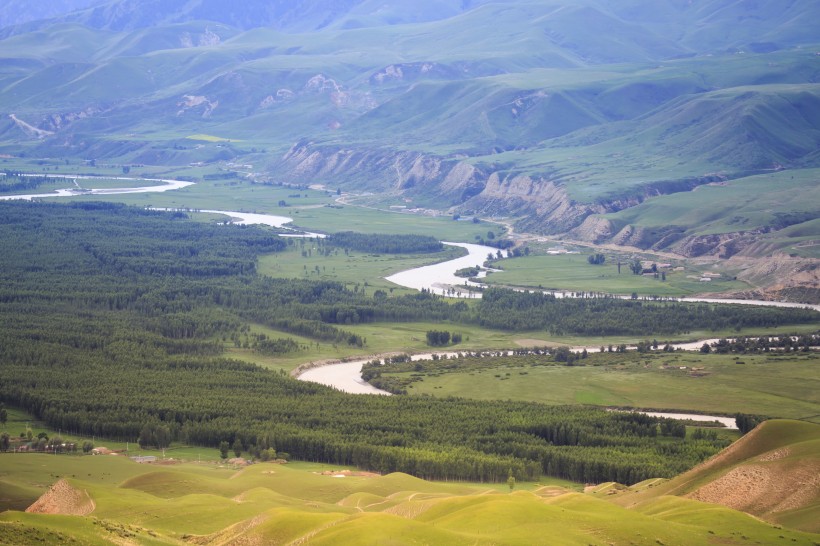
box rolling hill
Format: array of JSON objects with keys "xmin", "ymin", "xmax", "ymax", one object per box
[{"xmin": 1, "ymin": 420, "xmax": 818, "ymax": 544}]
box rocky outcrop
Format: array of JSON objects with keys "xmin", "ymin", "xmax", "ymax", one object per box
[
  {"xmin": 369, "ymin": 61, "xmax": 503, "ymax": 86},
  {"xmin": 466, "ymin": 173, "xmax": 602, "ymax": 234},
  {"xmin": 279, "ymin": 141, "xmax": 484, "ymax": 200},
  {"xmin": 277, "ymin": 142, "xmax": 603, "ymax": 231},
  {"xmin": 274, "ymin": 143, "xmax": 788, "ymax": 253}
]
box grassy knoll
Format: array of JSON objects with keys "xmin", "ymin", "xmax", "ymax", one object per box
[
  {"xmin": 378, "ymin": 351, "xmax": 820, "ymax": 421},
  {"xmin": 482, "ymin": 253, "xmax": 749, "ymax": 296},
  {"xmin": 0, "ymin": 452, "xmax": 816, "ymax": 545}
]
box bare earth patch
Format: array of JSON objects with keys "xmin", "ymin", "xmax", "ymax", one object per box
[
  {"xmin": 26, "ymin": 479, "xmax": 95, "ymax": 516},
  {"xmin": 687, "ymin": 460, "xmax": 820, "ymax": 516}
]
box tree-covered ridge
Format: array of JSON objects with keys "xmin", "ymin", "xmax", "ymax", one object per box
[
  {"xmin": 0, "ymin": 201, "xmax": 729, "ymax": 484},
  {"xmin": 326, "ymin": 231, "xmax": 444, "ymax": 254}
]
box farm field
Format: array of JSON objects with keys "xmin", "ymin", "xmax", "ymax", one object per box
[{"xmin": 377, "ymin": 351, "xmax": 820, "ymax": 421}]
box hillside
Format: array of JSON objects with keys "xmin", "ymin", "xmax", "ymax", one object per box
[
  {"xmin": 2, "ymin": 447, "xmax": 818, "ymax": 545},
  {"xmin": 603, "ymin": 420, "xmax": 820, "ymax": 533},
  {"xmin": 0, "ymin": 0, "xmax": 102, "ymax": 29}
]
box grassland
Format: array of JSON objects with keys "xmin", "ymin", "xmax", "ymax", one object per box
[
  {"xmin": 0, "ymin": 174, "xmax": 165, "ymax": 196},
  {"xmin": 1, "ymin": 446, "xmax": 817, "ymax": 545},
  {"xmin": 224, "ymin": 318, "xmax": 536, "ymax": 374},
  {"xmin": 601, "ymin": 169, "xmax": 820, "ymax": 255},
  {"xmin": 258, "ymin": 242, "xmax": 465, "ymax": 293},
  {"xmin": 482, "ymin": 253, "xmax": 749, "ymax": 296},
  {"xmin": 28, "ymin": 174, "xmax": 492, "ymax": 242},
  {"xmin": 186, "ymin": 134, "xmax": 241, "ymax": 143},
  {"xmin": 378, "ymin": 351, "xmax": 820, "ymax": 421}
]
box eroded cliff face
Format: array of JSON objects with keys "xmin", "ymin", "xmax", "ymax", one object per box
[
  {"xmin": 275, "ymin": 143, "xmax": 794, "ymax": 261},
  {"xmin": 570, "ymin": 217, "xmax": 770, "ymax": 258},
  {"xmin": 276, "ymin": 142, "xmax": 599, "ymax": 231},
  {"xmin": 465, "ymin": 172, "xmax": 602, "ymax": 234}
]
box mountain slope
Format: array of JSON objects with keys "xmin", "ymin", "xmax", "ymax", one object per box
[
  {"xmin": 0, "ymin": 0, "xmax": 818, "ymax": 277},
  {"xmin": 0, "ymin": 0, "xmax": 103, "ymax": 29}
]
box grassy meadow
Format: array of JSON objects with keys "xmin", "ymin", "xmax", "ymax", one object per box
[
  {"xmin": 258, "ymin": 241, "xmax": 466, "ymax": 293},
  {"xmin": 606, "ymin": 419, "xmax": 820, "ymax": 533},
  {"xmin": 378, "ymin": 351, "xmax": 820, "ymax": 421},
  {"xmin": 482, "ymin": 253, "xmax": 749, "ymax": 296}
]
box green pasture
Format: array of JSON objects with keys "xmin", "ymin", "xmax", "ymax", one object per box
[
  {"xmin": 24, "ymin": 173, "xmax": 491, "ymax": 242},
  {"xmin": 0, "ymin": 157, "xmax": 171, "ymax": 179},
  {"xmin": 226, "ymin": 314, "xmax": 820, "ymax": 375},
  {"xmin": 379, "ymin": 351, "xmax": 820, "ymax": 420},
  {"xmin": 226, "ymin": 319, "xmax": 533, "ymax": 373},
  {"xmin": 258, "ymin": 242, "xmax": 465, "ymax": 292},
  {"xmin": 283, "ymin": 206, "xmax": 490, "ymax": 241},
  {"xmin": 481, "ymin": 253, "xmax": 749, "ymax": 296},
  {"xmin": 64, "ymin": 177, "xmax": 335, "ymax": 212}
]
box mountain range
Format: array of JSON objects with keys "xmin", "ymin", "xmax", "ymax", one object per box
[{"xmin": 0, "ymin": 0, "xmax": 818, "ymax": 289}]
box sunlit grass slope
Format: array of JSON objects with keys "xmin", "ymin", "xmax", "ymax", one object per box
[{"xmin": 2, "ymin": 446, "xmax": 818, "ymax": 544}]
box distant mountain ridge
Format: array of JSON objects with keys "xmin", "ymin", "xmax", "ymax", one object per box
[
  {"xmin": 0, "ymin": 0, "xmax": 818, "ymax": 277},
  {"xmin": 6, "ymin": 0, "xmax": 820, "ymax": 52},
  {"xmin": 0, "ymin": 0, "xmax": 103, "ymax": 29}
]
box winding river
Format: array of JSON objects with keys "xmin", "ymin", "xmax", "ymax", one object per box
[
  {"xmin": 0, "ymin": 175, "xmax": 194, "ymax": 200},
  {"xmin": 3, "ymin": 177, "xmax": 813, "ymax": 426},
  {"xmin": 384, "ymin": 241, "xmax": 497, "ymax": 297}
]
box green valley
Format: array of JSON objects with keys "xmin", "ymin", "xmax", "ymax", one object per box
[{"xmin": 1, "ymin": 1, "xmax": 820, "ymax": 543}]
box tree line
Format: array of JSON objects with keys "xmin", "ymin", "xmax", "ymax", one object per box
[{"xmin": 325, "ymin": 232, "xmax": 443, "ymax": 254}]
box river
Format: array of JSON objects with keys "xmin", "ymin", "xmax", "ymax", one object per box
[
  {"xmin": 0, "ymin": 175, "xmax": 194, "ymax": 200},
  {"xmin": 295, "ymin": 354, "xmax": 740, "ymax": 428},
  {"xmin": 384, "ymin": 241, "xmax": 498, "ymax": 296},
  {"xmin": 0, "ymin": 177, "xmax": 322, "ymax": 237},
  {"xmin": 2, "ymin": 176, "xmax": 813, "ymax": 426}
]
